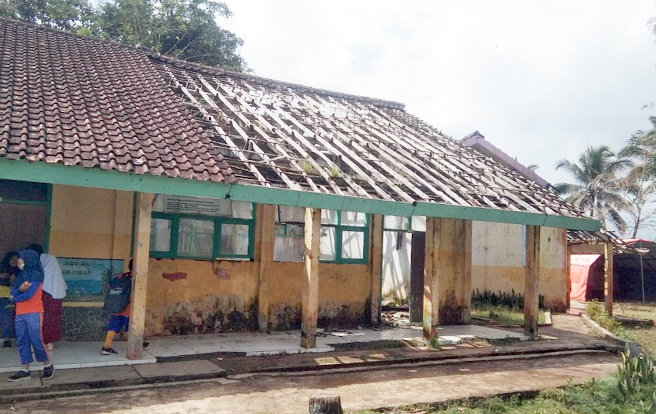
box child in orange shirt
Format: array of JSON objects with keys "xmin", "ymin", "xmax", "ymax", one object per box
[{"xmin": 7, "ymin": 250, "xmax": 53, "ymax": 381}]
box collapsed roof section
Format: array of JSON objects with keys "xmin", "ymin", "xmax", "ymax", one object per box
[{"xmin": 153, "ymin": 55, "xmax": 587, "ymax": 220}]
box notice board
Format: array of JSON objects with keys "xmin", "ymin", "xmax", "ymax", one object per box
[{"xmin": 58, "ymin": 258, "xmax": 124, "ymax": 301}]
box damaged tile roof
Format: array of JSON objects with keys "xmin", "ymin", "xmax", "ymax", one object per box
[
  {"xmin": 0, "ymin": 17, "xmax": 233, "ymax": 182},
  {"xmin": 0, "ymin": 17, "xmax": 590, "ymax": 222},
  {"xmin": 152, "ymin": 55, "xmax": 588, "ymax": 219}
]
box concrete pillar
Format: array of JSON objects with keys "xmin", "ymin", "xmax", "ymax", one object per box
[
  {"xmin": 369, "ymin": 214, "xmax": 383, "ymax": 326},
  {"xmin": 604, "ymin": 240, "xmax": 614, "ymax": 315},
  {"xmin": 256, "ymin": 204, "xmax": 276, "ymax": 331},
  {"xmin": 301, "ymin": 207, "xmax": 321, "ymax": 348},
  {"xmin": 127, "ymin": 192, "xmax": 153, "ymax": 360},
  {"xmin": 524, "ymin": 225, "xmax": 540, "ymax": 340}
]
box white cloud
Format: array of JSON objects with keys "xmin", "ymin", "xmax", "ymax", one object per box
[{"xmin": 223, "ymin": 0, "xmax": 656, "ymax": 194}]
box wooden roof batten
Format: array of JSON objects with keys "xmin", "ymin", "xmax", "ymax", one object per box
[{"xmin": 147, "ymin": 57, "xmax": 598, "ymax": 231}]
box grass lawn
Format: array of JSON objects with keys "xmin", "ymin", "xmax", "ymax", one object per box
[
  {"xmin": 614, "ymin": 301, "xmax": 656, "ymax": 355},
  {"xmin": 470, "ymin": 306, "xmax": 546, "ymax": 326}
]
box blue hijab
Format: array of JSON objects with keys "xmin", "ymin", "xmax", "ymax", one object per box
[{"xmin": 12, "ymin": 249, "xmax": 44, "ymax": 288}]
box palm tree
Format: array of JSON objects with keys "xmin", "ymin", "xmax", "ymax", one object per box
[
  {"xmin": 555, "ymin": 145, "xmax": 632, "ymax": 233},
  {"xmin": 619, "ymin": 116, "xmax": 656, "ymax": 237}
]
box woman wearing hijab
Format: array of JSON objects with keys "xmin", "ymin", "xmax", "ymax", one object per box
[
  {"xmin": 6, "ymin": 250, "xmax": 54, "ymax": 381},
  {"xmin": 27, "ymin": 245, "xmax": 66, "ymax": 351}
]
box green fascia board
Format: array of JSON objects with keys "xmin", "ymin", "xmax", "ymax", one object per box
[{"xmin": 0, "ymin": 159, "xmax": 600, "ymax": 231}]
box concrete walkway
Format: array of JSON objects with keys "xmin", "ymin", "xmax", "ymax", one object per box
[
  {"xmin": 0, "ymin": 325, "xmax": 526, "ymax": 372},
  {"xmin": 0, "ymin": 314, "xmax": 621, "ymax": 403}
]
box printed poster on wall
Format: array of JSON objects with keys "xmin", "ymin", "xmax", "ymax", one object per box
[{"xmin": 58, "ymin": 258, "xmax": 124, "ymax": 300}]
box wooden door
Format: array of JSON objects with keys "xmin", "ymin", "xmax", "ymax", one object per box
[
  {"xmin": 409, "ymin": 231, "xmax": 425, "ymax": 322},
  {"xmin": 0, "ymin": 204, "xmax": 47, "ymax": 261}
]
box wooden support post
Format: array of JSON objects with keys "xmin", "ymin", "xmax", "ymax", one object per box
[
  {"xmin": 369, "ymin": 214, "xmax": 383, "ymax": 327},
  {"xmin": 457, "ymin": 219, "xmax": 472, "ymax": 324},
  {"xmin": 423, "ymin": 217, "xmax": 439, "ymax": 341},
  {"xmin": 127, "ymin": 192, "xmax": 153, "ymax": 360},
  {"xmin": 301, "ymin": 207, "xmax": 321, "ymax": 349},
  {"xmin": 433, "ymin": 218, "xmax": 472, "ymax": 325},
  {"xmin": 604, "ymin": 240, "xmax": 614, "ymax": 315},
  {"xmin": 524, "ymin": 225, "xmax": 540, "ymax": 340},
  {"xmin": 257, "ymin": 204, "xmax": 276, "ymax": 331}
]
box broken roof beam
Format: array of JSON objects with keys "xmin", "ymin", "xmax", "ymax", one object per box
[
  {"xmin": 204, "ymin": 79, "xmax": 323, "ymax": 193},
  {"xmin": 164, "ymin": 68, "xmax": 270, "ymax": 187}
]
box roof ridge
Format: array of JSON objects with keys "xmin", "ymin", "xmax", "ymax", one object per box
[
  {"xmin": 0, "ymin": 17, "xmax": 406, "ymax": 110},
  {"xmin": 0, "ymin": 16, "xmax": 145, "ymax": 53},
  {"xmin": 149, "ymin": 53, "xmax": 406, "ymax": 110}
]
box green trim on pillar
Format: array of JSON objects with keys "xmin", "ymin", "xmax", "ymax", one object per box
[
  {"xmin": 44, "ymin": 184, "xmax": 52, "ymax": 252},
  {"xmin": 0, "ymin": 159, "xmax": 601, "ymax": 231}
]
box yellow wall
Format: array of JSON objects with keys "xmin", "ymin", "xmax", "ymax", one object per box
[
  {"xmin": 48, "ymin": 188, "xmax": 374, "ymax": 335},
  {"xmin": 144, "ymin": 259, "xmax": 371, "ymax": 336},
  {"xmin": 472, "ymin": 223, "xmax": 568, "ymax": 311},
  {"xmin": 49, "ymin": 185, "xmax": 133, "ymax": 264}
]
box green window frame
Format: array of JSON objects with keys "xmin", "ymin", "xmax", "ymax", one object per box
[
  {"xmin": 320, "ymin": 211, "xmax": 369, "ymax": 264},
  {"xmin": 149, "ymin": 209, "xmax": 255, "ymax": 260}
]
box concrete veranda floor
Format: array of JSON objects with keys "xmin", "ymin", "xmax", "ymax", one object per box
[{"xmin": 0, "ymin": 325, "xmax": 527, "ymax": 373}]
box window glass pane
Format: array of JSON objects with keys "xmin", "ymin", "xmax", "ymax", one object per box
[
  {"xmin": 177, "ymin": 219, "xmax": 214, "ymax": 257},
  {"xmin": 320, "ymin": 226, "xmax": 336, "ymax": 261},
  {"xmin": 150, "ymin": 218, "xmax": 171, "ymax": 252},
  {"xmin": 277, "ymin": 206, "xmax": 304, "ymax": 223},
  {"xmin": 286, "ymin": 224, "xmax": 304, "ymax": 238},
  {"xmin": 274, "ymin": 237, "xmax": 304, "ymax": 262},
  {"xmin": 411, "ymin": 216, "xmax": 427, "ymax": 232},
  {"xmin": 275, "ymin": 224, "xmax": 286, "ymax": 237},
  {"xmin": 384, "ymin": 216, "xmax": 409, "ymax": 230},
  {"xmin": 152, "ymin": 195, "xmax": 165, "ymax": 212},
  {"xmin": 221, "ymin": 224, "xmax": 250, "ymax": 256},
  {"xmin": 340, "ymin": 211, "xmax": 366, "ymax": 227},
  {"xmin": 231, "ymin": 201, "xmax": 253, "ymax": 219},
  {"xmin": 321, "ymin": 209, "xmax": 338, "ymax": 225},
  {"xmin": 342, "ymin": 230, "xmax": 365, "ymax": 260}
]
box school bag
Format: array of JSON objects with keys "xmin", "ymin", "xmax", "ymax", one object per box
[{"xmin": 103, "ymin": 275, "xmax": 132, "ymax": 313}]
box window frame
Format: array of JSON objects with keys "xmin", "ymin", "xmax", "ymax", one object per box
[
  {"xmin": 320, "ymin": 211, "xmax": 370, "ymax": 264},
  {"xmin": 149, "ymin": 207, "xmax": 255, "ymax": 260}
]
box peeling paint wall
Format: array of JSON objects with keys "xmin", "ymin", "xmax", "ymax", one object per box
[
  {"xmin": 144, "ymin": 259, "xmax": 371, "ymax": 335},
  {"xmin": 145, "ymin": 259, "xmax": 259, "ymax": 336}
]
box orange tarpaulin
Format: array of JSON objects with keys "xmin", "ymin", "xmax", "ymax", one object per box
[{"xmin": 570, "ymin": 254, "xmax": 601, "ymax": 302}]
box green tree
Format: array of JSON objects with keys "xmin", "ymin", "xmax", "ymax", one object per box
[
  {"xmin": 555, "ymin": 145, "xmax": 632, "ymax": 233},
  {"xmin": 93, "ymin": 0, "xmax": 247, "ymax": 70},
  {"xmin": 0, "ymin": 0, "xmax": 93, "ymax": 30},
  {"xmin": 0, "ymin": 0, "xmax": 247, "ymax": 71},
  {"xmin": 619, "ymin": 116, "xmax": 656, "ymax": 238}
]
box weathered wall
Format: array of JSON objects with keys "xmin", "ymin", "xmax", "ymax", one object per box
[
  {"xmin": 145, "ymin": 259, "xmax": 371, "ymax": 335},
  {"xmin": 472, "ymin": 223, "xmax": 568, "ymax": 311},
  {"xmin": 49, "ymin": 185, "xmax": 134, "ymax": 339},
  {"xmin": 49, "ymin": 185, "xmax": 133, "ymax": 261},
  {"xmin": 381, "ymin": 221, "xmax": 569, "ymax": 311},
  {"xmin": 145, "ymin": 259, "xmax": 259, "ymax": 336}
]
